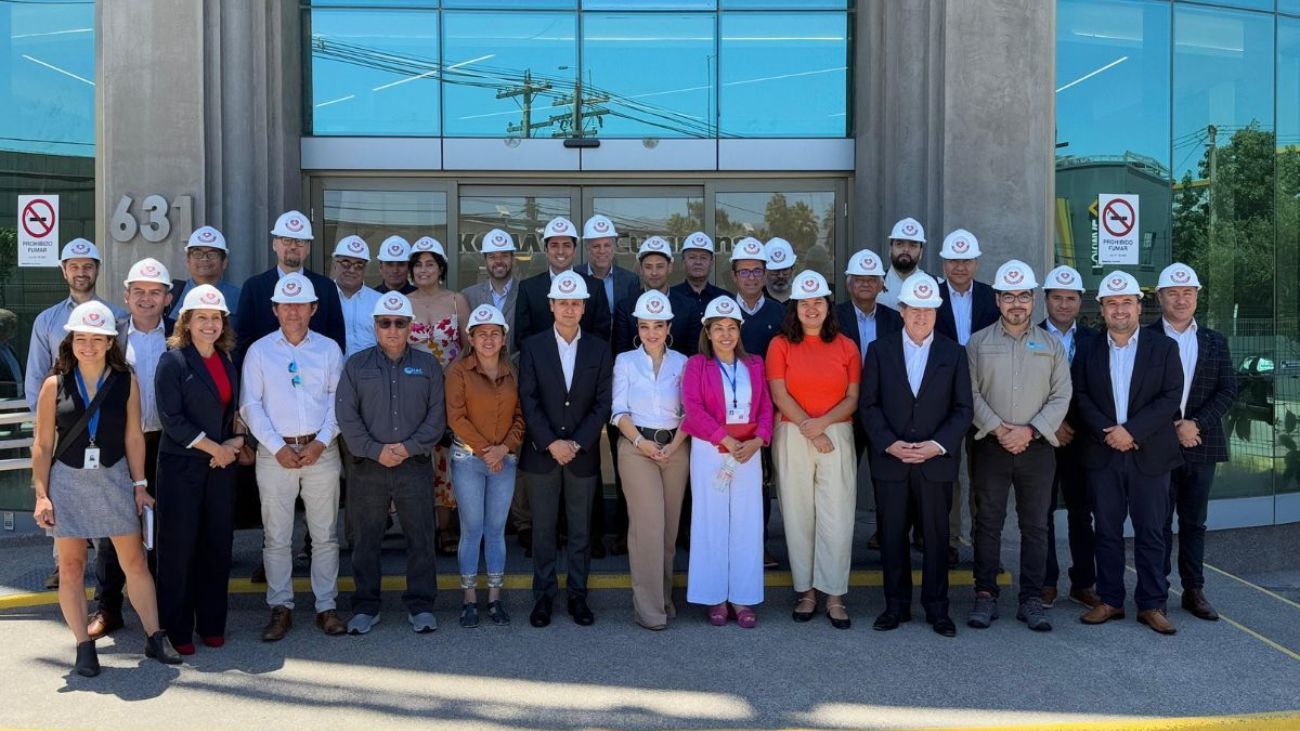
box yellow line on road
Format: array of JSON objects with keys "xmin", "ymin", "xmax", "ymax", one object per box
[
  {"xmin": 912, "ymin": 712, "xmax": 1300, "ymax": 730},
  {"xmin": 1204, "ymin": 561, "xmax": 1300, "ymax": 612}
]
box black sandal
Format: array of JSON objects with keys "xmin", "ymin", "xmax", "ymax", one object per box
[
  {"xmin": 460, "ymin": 602, "xmax": 479, "ymax": 629},
  {"xmin": 487, "ymin": 600, "xmax": 510, "ymax": 626}
]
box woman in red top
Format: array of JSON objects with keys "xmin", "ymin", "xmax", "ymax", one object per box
[{"xmin": 767, "ymin": 270, "xmax": 860, "ymax": 630}]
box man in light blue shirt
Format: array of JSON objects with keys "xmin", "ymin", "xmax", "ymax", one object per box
[{"xmin": 166, "ymin": 226, "xmax": 242, "ymax": 320}]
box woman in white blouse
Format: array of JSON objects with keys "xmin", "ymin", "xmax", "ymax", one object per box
[{"xmin": 611, "ymin": 290, "xmax": 690, "ymax": 630}]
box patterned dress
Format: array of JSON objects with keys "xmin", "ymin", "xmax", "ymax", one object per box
[{"xmin": 409, "ymin": 309, "xmax": 461, "ymax": 509}]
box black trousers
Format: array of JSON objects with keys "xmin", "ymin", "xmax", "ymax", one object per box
[
  {"xmin": 1164, "ymin": 461, "xmax": 1217, "ymax": 590},
  {"xmin": 592, "ymin": 423, "xmax": 628, "ymax": 540},
  {"xmin": 971, "ymin": 439, "xmax": 1055, "ymax": 603},
  {"xmin": 94, "ymin": 431, "xmax": 160, "ymax": 613},
  {"xmin": 1089, "ymin": 452, "xmax": 1170, "ymax": 611},
  {"xmin": 527, "ymin": 464, "xmax": 597, "ymax": 602},
  {"xmin": 876, "ymin": 466, "xmax": 952, "ymax": 619},
  {"xmin": 1045, "ymin": 443, "xmax": 1097, "ymax": 591},
  {"xmin": 155, "ymin": 452, "xmax": 236, "ymax": 645},
  {"xmin": 349, "ymin": 457, "xmax": 437, "ymax": 615}
]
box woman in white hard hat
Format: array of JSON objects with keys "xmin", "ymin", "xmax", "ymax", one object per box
[
  {"xmin": 611, "ymin": 290, "xmax": 691, "ymax": 630},
  {"xmin": 30, "ymin": 301, "xmax": 181, "ymax": 677}
]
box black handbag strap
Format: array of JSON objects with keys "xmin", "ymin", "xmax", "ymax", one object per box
[{"xmin": 53, "ymin": 370, "xmax": 118, "ymax": 463}]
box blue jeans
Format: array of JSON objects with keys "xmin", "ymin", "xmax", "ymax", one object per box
[{"xmin": 450, "ymin": 445, "xmax": 517, "ymax": 588}]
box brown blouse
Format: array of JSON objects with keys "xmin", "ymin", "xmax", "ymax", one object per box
[{"xmin": 444, "ymin": 351, "xmax": 526, "ymax": 454}]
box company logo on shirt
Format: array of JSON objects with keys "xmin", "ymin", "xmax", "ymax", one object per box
[{"xmin": 403, "ymin": 366, "xmax": 424, "ymax": 376}]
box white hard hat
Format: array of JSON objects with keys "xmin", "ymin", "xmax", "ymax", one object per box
[
  {"xmin": 898, "ymin": 272, "xmax": 943, "ymax": 309},
  {"xmin": 889, "ymin": 217, "xmax": 926, "ymax": 244},
  {"xmin": 548, "ymin": 270, "xmax": 590, "ymax": 300},
  {"xmin": 481, "ymin": 228, "xmax": 516, "ymax": 254},
  {"xmin": 1096, "ymin": 270, "xmax": 1143, "ymax": 301},
  {"xmin": 682, "ymin": 231, "xmax": 714, "ymax": 254},
  {"xmin": 1044, "ymin": 265, "xmax": 1085, "ymax": 292},
  {"xmin": 1157, "ymin": 262, "xmax": 1202, "ymax": 290},
  {"xmin": 410, "ymin": 236, "xmax": 446, "ymax": 258},
  {"xmin": 637, "ymin": 236, "xmax": 674, "ymax": 261},
  {"xmin": 764, "ymin": 238, "xmax": 796, "ymax": 270},
  {"xmin": 992, "ymin": 259, "xmax": 1038, "ymax": 292},
  {"xmin": 377, "ymin": 236, "xmax": 411, "ymax": 262},
  {"xmin": 332, "ymin": 235, "xmax": 370, "ymax": 262},
  {"xmin": 123, "ymin": 257, "xmax": 171, "ymax": 287},
  {"xmin": 372, "ymin": 291, "xmax": 415, "ymax": 319},
  {"xmin": 543, "ymin": 217, "xmax": 578, "ymax": 242},
  {"xmin": 271, "ymin": 210, "xmax": 313, "ymax": 240},
  {"xmin": 730, "ymin": 236, "xmax": 767, "ymax": 263},
  {"xmin": 632, "ymin": 290, "xmax": 673, "ymax": 321},
  {"xmin": 790, "ymin": 270, "xmax": 831, "ymax": 300},
  {"xmin": 465, "ymin": 303, "xmax": 509, "ymax": 333},
  {"xmin": 63, "ymin": 301, "xmax": 117, "ymax": 336},
  {"xmin": 179, "ymin": 284, "xmax": 230, "ymax": 315},
  {"xmin": 60, "ymin": 238, "xmax": 100, "ymax": 262},
  {"xmin": 186, "ymin": 226, "xmax": 227, "ymax": 251},
  {"xmin": 845, "ymin": 249, "xmax": 886, "ymax": 278},
  {"xmin": 700, "ymin": 295, "xmax": 744, "ymax": 324},
  {"xmin": 940, "ymin": 229, "xmax": 981, "ymax": 260},
  {"xmin": 270, "ymin": 272, "xmax": 318, "ymax": 304},
  {"xmin": 583, "ymin": 215, "xmax": 618, "ymax": 240}
]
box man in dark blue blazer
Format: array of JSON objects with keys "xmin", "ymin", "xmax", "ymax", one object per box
[
  {"xmin": 860, "ymin": 272, "xmax": 972, "ymax": 637},
  {"xmin": 731, "ymin": 237, "xmax": 784, "ymax": 361},
  {"xmin": 517, "ymin": 271, "xmax": 613, "ymax": 629},
  {"xmin": 512, "ymin": 216, "xmax": 611, "ymax": 352},
  {"xmin": 581, "ymin": 214, "xmax": 641, "ymax": 342},
  {"xmin": 233, "ymin": 210, "xmax": 346, "ymax": 361},
  {"xmin": 1148, "ymin": 263, "xmax": 1237, "ymax": 622},
  {"xmin": 1074, "ymin": 271, "xmax": 1184, "ymax": 635}
]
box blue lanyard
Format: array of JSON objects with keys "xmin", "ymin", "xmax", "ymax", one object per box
[
  {"xmin": 73, "ymin": 369, "xmax": 108, "ymax": 445},
  {"xmin": 717, "ymin": 358, "xmax": 740, "ymax": 409}
]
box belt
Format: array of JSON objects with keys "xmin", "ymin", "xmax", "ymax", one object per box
[
  {"xmin": 636, "ymin": 426, "xmax": 677, "ymax": 446},
  {"xmin": 283, "ymin": 433, "xmax": 318, "ymax": 446}
]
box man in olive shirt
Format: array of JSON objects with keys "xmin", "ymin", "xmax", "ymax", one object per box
[{"xmin": 965, "ymin": 260, "xmax": 1071, "ymax": 632}]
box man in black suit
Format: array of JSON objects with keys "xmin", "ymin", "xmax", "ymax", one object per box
[
  {"xmin": 1038, "ymin": 265, "xmax": 1102, "ymax": 610},
  {"xmin": 581, "ymin": 214, "xmax": 641, "ymax": 339},
  {"xmin": 234, "ymin": 210, "xmax": 346, "ymax": 360},
  {"xmin": 517, "ymin": 271, "xmax": 613, "ymax": 629},
  {"xmin": 612, "ymin": 237, "xmax": 701, "ymax": 357},
  {"xmin": 669, "ymin": 232, "xmax": 730, "ymax": 312},
  {"xmin": 860, "ymin": 272, "xmax": 972, "ymax": 637},
  {"xmin": 1149, "ymin": 263, "xmax": 1237, "ymax": 622},
  {"xmin": 1074, "ymin": 271, "xmax": 1184, "ymax": 635},
  {"xmin": 513, "ymin": 216, "xmax": 611, "ymax": 352}
]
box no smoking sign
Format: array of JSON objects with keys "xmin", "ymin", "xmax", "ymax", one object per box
[
  {"xmin": 1097, "ymin": 193, "xmax": 1139, "ymax": 266},
  {"xmin": 17, "ymin": 194, "xmax": 60, "ymax": 268}
]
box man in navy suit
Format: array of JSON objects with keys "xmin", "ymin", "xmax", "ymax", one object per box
[
  {"xmin": 1074, "ymin": 271, "xmax": 1184, "ymax": 635},
  {"xmin": 860, "ymin": 272, "xmax": 972, "ymax": 637},
  {"xmin": 234, "ymin": 210, "xmax": 346, "ymax": 360},
  {"xmin": 1149, "ymin": 263, "xmax": 1237, "ymax": 622},
  {"xmin": 581, "ymin": 214, "xmax": 641, "ymax": 340},
  {"xmin": 517, "ymin": 271, "xmax": 613, "ymax": 629},
  {"xmin": 670, "ymin": 232, "xmax": 730, "ymax": 312},
  {"xmin": 512, "ymin": 216, "xmax": 611, "ymax": 352}
]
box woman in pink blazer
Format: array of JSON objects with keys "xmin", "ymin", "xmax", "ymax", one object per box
[{"xmin": 681, "ymin": 296, "xmax": 774, "ymax": 628}]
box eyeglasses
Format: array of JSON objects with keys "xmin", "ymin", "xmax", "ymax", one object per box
[
  {"xmin": 187, "ymin": 249, "xmax": 224, "ymax": 261},
  {"xmin": 998, "ymin": 293, "xmax": 1034, "ymax": 304},
  {"xmin": 288, "ymin": 360, "xmax": 301, "ymax": 388},
  {"xmin": 734, "ymin": 268, "xmax": 765, "ymax": 279},
  {"xmin": 375, "ymin": 318, "xmax": 410, "ymax": 330},
  {"xmin": 335, "ymin": 259, "xmax": 367, "ymax": 272}
]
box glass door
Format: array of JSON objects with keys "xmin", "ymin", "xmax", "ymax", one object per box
[
  {"xmin": 455, "ymin": 186, "xmax": 579, "ymax": 288},
  {"xmin": 581, "ymin": 186, "xmax": 706, "ymax": 286}
]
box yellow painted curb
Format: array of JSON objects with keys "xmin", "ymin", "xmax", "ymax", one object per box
[{"xmin": 888, "ymin": 712, "xmax": 1300, "ymax": 730}]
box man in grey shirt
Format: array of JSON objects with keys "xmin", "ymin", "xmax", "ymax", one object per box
[
  {"xmin": 335, "ymin": 291, "xmax": 446, "ymax": 635},
  {"xmin": 965, "ymin": 260, "xmax": 1071, "ymax": 633}
]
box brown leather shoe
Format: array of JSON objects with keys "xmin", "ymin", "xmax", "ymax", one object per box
[
  {"xmin": 87, "ymin": 608, "xmax": 125, "ymax": 640},
  {"xmin": 316, "ymin": 610, "xmax": 347, "ymax": 636},
  {"xmin": 1138, "ymin": 608, "xmax": 1177, "ymax": 635},
  {"xmin": 261, "ymin": 606, "xmax": 293, "ymax": 642},
  {"xmin": 1079, "ymin": 603, "xmax": 1125, "ymax": 625},
  {"xmin": 1069, "ymin": 586, "xmax": 1102, "ymax": 609},
  {"xmin": 1181, "ymin": 588, "xmax": 1219, "ymax": 621},
  {"xmin": 1041, "ymin": 587, "xmax": 1059, "ymax": 608}
]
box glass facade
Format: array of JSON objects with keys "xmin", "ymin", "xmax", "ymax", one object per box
[{"xmin": 303, "ymin": 1, "xmax": 851, "ymax": 138}]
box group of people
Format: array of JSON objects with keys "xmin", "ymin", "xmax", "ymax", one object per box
[{"xmin": 27, "ymin": 208, "xmax": 1236, "ymax": 678}]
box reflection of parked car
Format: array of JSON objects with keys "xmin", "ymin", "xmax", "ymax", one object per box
[{"xmin": 1231, "ymin": 355, "xmax": 1300, "ymax": 428}]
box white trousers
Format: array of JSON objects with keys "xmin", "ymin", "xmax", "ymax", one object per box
[
  {"xmin": 686, "ymin": 441, "xmax": 765, "ymax": 606},
  {"xmin": 774, "ymin": 421, "xmax": 858, "ymax": 596},
  {"xmin": 257, "ymin": 443, "xmax": 342, "ymax": 612}
]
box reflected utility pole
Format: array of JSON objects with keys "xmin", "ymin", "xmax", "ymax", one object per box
[{"xmin": 499, "ymin": 70, "xmax": 552, "ymax": 138}]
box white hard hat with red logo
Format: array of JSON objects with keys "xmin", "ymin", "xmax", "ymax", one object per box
[
  {"xmin": 271, "ymin": 272, "xmax": 318, "ymax": 304},
  {"xmin": 271, "ymin": 210, "xmax": 313, "ymax": 240},
  {"xmin": 898, "ymin": 272, "xmax": 943, "ymax": 309},
  {"xmin": 700, "ymin": 295, "xmax": 744, "ymax": 325},
  {"xmin": 1044, "ymin": 265, "xmax": 1085, "ymax": 292},
  {"xmin": 186, "ymin": 226, "xmax": 228, "ymax": 252},
  {"xmin": 179, "ymin": 284, "xmax": 231, "ymax": 314},
  {"xmin": 547, "ymin": 270, "xmax": 590, "ymax": 300},
  {"xmin": 889, "ymin": 217, "xmax": 926, "ymax": 244},
  {"xmin": 632, "ymin": 290, "xmax": 673, "ymax": 321},
  {"xmin": 992, "ymin": 259, "xmax": 1038, "ymax": 291},
  {"xmin": 637, "ymin": 236, "xmax": 674, "ymax": 261},
  {"xmin": 790, "ymin": 270, "xmax": 831, "ymax": 299},
  {"xmin": 64, "ymin": 301, "xmax": 117, "ymax": 336},
  {"xmin": 59, "ymin": 238, "xmax": 101, "ymax": 263},
  {"xmin": 583, "ymin": 215, "xmax": 619, "ymax": 240},
  {"xmin": 940, "ymin": 229, "xmax": 981, "ymax": 260},
  {"xmin": 332, "ymin": 235, "xmax": 371, "ymax": 262},
  {"xmin": 410, "ymin": 236, "xmax": 446, "ymax": 258},
  {"xmin": 1157, "ymin": 262, "xmax": 1202, "ymax": 290},
  {"xmin": 465, "ymin": 303, "xmax": 508, "ymax": 333},
  {"xmin": 377, "ymin": 236, "xmax": 411, "ymax": 262},
  {"xmin": 730, "ymin": 236, "xmax": 767, "ymax": 263},
  {"xmin": 1096, "ymin": 270, "xmax": 1143, "ymax": 301},
  {"xmin": 543, "ymin": 217, "xmax": 578, "ymax": 242},
  {"xmin": 124, "ymin": 257, "xmax": 171, "ymax": 287},
  {"xmin": 764, "ymin": 238, "xmax": 796, "ymax": 271},
  {"xmin": 682, "ymin": 231, "xmax": 714, "ymax": 254},
  {"xmin": 481, "ymin": 228, "xmax": 516, "ymax": 254},
  {"xmin": 845, "ymin": 249, "xmax": 886, "ymax": 278},
  {"xmin": 372, "ymin": 292, "xmax": 415, "ymax": 319}
]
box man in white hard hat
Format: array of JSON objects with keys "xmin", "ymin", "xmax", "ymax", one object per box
[
  {"xmin": 516, "ymin": 271, "xmax": 612, "ymax": 629},
  {"xmin": 730, "ymin": 237, "xmax": 784, "ymax": 362},
  {"xmin": 240, "ymin": 272, "xmax": 347, "ymax": 641},
  {"xmin": 965, "ymin": 261, "xmax": 1071, "ymax": 633},
  {"xmin": 167, "ymin": 226, "xmax": 242, "ymax": 320},
  {"xmin": 763, "ymin": 238, "xmax": 797, "ymax": 303},
  {"xmin": 336, "ymin": 292, "xmax": 446, "ymax": 636},
  {"xmin": 859, "ymin": 272, "xmax": 971, "ymax": 638},
  {"xmin": 375, "ymin": 236, "xmax": 416, "ymax": 295},
  {"xmin": 581, "ymin": 215, "xmax": 640, "ymax": 335},
  {"xmin": 1074, "ymin": 271, "xmax": 1184, "ymax": 635},
  {"xmin": 1146, "ymin": 263, "xmax": 1236, "ymax": 623},
  {"xmin": 877, "ymin": 217, "xmax": 927, "ymax": 311},
  {"xmin": 612, "ymin": 236, "xmax": 701, "ymax": 358},
  {"xmin": 331, "ymin": 236, "xmax": 382, "ymax": 359},
  {"xmin": 1039, "ymin": 265, "xmax": 1102, "ymax": 610},
  {"xmin": 462, "ymin": 228, "xmax": 520, "ymax": 334},
  {"xmin": 513, "ymin": 216, "xmax": 610, "ymax": 351},
  {"xmin": 234, "ymin": 210, "xmax": 347, "ymax": 360},
  {"xmin": 669, "ymin": 232, "xmax": 729, "ymax": 312}
]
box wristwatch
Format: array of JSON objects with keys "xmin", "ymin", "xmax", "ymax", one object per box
[
  {"xmin": 132, "ymin": 479, "xmax": 148, "ymax": 488},
  {"xmin": 1029, "ymin": 426, "xmax": 1042, "ymax": 441}
]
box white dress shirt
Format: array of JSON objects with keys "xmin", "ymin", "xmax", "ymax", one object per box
[
  {"xmin": 949, "ymin": 285, "xmax": 974, "ymax": 345},
  {"xmin": 240, "ymin": 329, "xmax": 343, "ymax": 452},
  {"xmin": 611, "ymin": 346, "xmax": 687, "ymax": 429},
  {"xmin": 337, "ymin": 284, "xmax": 382, "ymax": 359},
  {"xmin": 1045, "ymin": 319, "xmax": 1079, "ymax": 364},
  {"xmin": 718, "ymin": 356, "xmax": 753, "ymax": 422},
  {"xmin": 737, "ymin": 294, "xmax": 766, "ymax": 317},
  {"xmin": 125, "ymin": 318, "xmax": 167, "ymax": 433},
  {"xmin": 1163, "ymin": 318, "xmax": 1199, "ymax": 418},
  {"xmin": 1108, "ymin": 328, "xmax": 1140, "ymax": 425},
  {"xmin": 555, "ymin": 326, "xmax": 581, "ymax": 390},
  {"xmin": 879, "ymin": 267, "xmax": 921, "ymax": 311},
  {"xmin": 854, "ymin": 304, "xmax": 879, "ymax": 362},
  {"xmin": 902, "ymin": 330, "xmax": 934, "ymax": 397}
]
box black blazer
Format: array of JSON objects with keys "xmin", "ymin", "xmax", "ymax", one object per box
[
  {"xmin": 233, "ymin": 268, "xmax": 346, "ymax": 361},
  {"xmin": 1074, "ymin": 328, "xmax": 1184, "ymax": 476},
  {"xmin": 585, "ymin": 263, "xmax": 642, "ymax": 328},
  {"xmin": 859, "ymin": 331, "xmax": 973, "ymax": 483},
  {"xmin": 835, "ymin": 301, "xmax": 903, "ymax": 354},
  {"xmin": 516, "ymin": 329, "xmax": 613, "ymax": 478},
  {"xmin": 114, "ymin": 315, "xmax": 175, "ymax": 350},
  {"xmin": 1038, "ymin": 319, "xmax": 1100, "ymax": 433},
  {"xmin": 155, "ymin": 345, "xmax": 240, "ymax": 458},
  {"xmin": 512, "ymin": 270, "xmax": 612, "ymax": 352},
  {"xmin": 1142, "ymin": 320, "xmax": 1238, "ymax": 464},
  {"xmin": 936, "ymin": 280, "xmax": 999, "ymax": 344},
  {"xmin": 611, "ymin": 287, "xmax": 702, "ymax": 357}
]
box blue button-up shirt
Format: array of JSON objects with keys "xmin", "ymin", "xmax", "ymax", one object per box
[
  {"xmin": 1108, "ymin": 329, "xmax": 1140, "ymax": 425},
  {"xmin": 24, "ymin": 296, "xmax": 124, "ymax": 410},
  {"xmin": 854, "ymin": 304, "xmax": 879, "ymax": 362}
]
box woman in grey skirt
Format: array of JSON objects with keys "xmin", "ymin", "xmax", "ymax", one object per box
[{"xmin": 30, "ymin": 301, "xmax": 181, "ymax": 677}]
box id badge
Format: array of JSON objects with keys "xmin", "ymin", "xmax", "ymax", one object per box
[
  {"xmin": 726, "ymin": 405, "xmax": 748, "ymax": 425},
  {"xmin": 83, "ymin": 447, "xmax": 101, "ymax": 470}
]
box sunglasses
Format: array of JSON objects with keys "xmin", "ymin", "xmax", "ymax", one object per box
[
  {"xmin": 375, "ymin": 318, "xmax": 411, "ymax": 329},
  {"xmin": 288, "ymin": 360, "xmax": 301, "ymax": 388},
  {"xmin": 335, "ymin": 259, "xmax": 367, "ymax": 271}
]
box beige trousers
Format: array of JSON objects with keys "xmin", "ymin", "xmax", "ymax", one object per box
[
  {"xmin": 773, "ymin": 421, "xmax": 858, "ymax": 596},
  {"xmin": 619, "ymin": 436, "xmax": 690, "ymax": 627}
]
